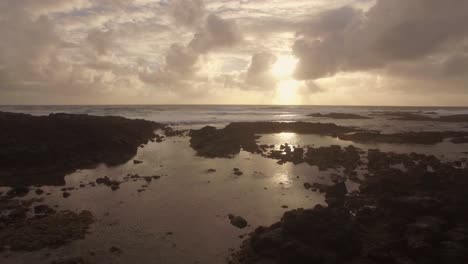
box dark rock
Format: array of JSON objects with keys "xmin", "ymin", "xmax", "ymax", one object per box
[
  {"xmin": 8, "ymin": 207, "xmax": 27, "ymax": 219},
  {"xmin": 229, "ymin": 215, "xmax": 248, "ymax": 229},
  {"xmin": 340, "ymin": 131, "xmax": 468, "ymax": 145},
  {"xmin": 109, "ymin": 246, "xmax": 122, "ymax": 254},
  {"xmin": 207, "ymin": 169, "xmax": 216, "ymax": 173},
  {"xmin": 51, "ymin": 257, "xmax": 88, "ymax": 264},
  {"xmin": 35, "ymin": 189, "xmax": 44, "ymax": 195},
  {"xmin": 308, "ymin": 113, "xmax": 371, "ymax": 119},
  {"xmin": 233, "ymin": 205, "xmax": 361, "ymax": 263},
  {"xmin": 6, "ymin": 186, "xmax": 29, "ymax": 197},
  {"xmin": 133, "ymin": 160, "xmax": 143, "ymax": 164},
  {"xmin": 0, "ymin": 111, "xmax": 164, "ymax": 186},
  {"xmin": 33, "ymin": 204, "xmax": 56, "ymax": 215},
  {"xmin": 62, "ymin": 192, "xmax": 71, "ymax": 198},
  {"xmin": 189, "ymin": 122, "xmax": 358, "ymax": 158}
]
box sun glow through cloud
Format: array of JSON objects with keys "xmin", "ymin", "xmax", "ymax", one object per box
[
  {"xmin": 272, "ymin": 55, "xmax": 301, "ymax": 105},
  {"xmin": 272, "ymin": 55, "xmax": 298, "ymax": 78}
]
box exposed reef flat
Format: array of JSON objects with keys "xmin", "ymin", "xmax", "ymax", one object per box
[
  {"xmin": 189, "ymin": 122, "xmax": 359, "ymax": 158},
  {"xmin": 307, "ymin": 113, "xmax": 371, "ymax": 119},
  {"xmin": 0, "ymin": 197, "xmax": 94, "ymax": 251},
  {"xmin": 339, "ymin": 131, "xmax": 468, "ymax": 145},
  {"xmin": 372, "ymin": 111, "xmax": 468, "ymax": 123},
  {"xmin": 190, "ymin": 122, "xmax": 468, "ymax": 158},
  {"xmin": 0, "ymin": 111, "xmax": 164, "ymax": 186},
  {"xmin": 231, "ymin": 149, "xmax": 468, "ymax": 264}
]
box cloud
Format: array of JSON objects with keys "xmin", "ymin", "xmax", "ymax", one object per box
[
  {"xmin": 293, "ymin": 0, "xmax": 468, "ymax": 81},
  {"xmin": 245, "ymin": 52, "xmax": 277, "ymax": 89},
  {"xmin": 1, "ymin": 0, "xmax": 467, "ymax": 105},
  {"xmin": 169, "ymin": 0, "xmax": 205, "ymax": 28},
  {"xmin": 189, "ymin": 14, "xmax": 243, "ymax": 53},
  {"xmin": 140, "ymin": 12, "xmax": 244, "ymax": 90},
  {"xmin": 86, "ymin": 29, "xmax": 115, "ymax": 55}
]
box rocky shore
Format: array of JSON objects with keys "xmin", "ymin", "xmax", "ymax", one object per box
[
  {"xmin": 0, "ymin": 111, "xmax": 164, "ymax": 186},
  {"xmin": 189, "ymin": 122, "xmax": 468, "ymax": 158},
  {"xmin": 307, "ymin": 113, "xmax": 371, "ymax": 119},
  {"xmin": 231, "ymin": 149, "xmax": 468, "ymax": 264}
]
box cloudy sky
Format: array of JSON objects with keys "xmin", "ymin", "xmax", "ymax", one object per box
[{"xmin": 1, "ymin": 0, "xmax": 467, "ymax": 105}]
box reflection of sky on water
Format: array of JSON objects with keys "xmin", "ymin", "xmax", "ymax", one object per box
[
  {"xmin": 2, "ymin": 135, "xmax": 326, "ymax": 264},
  {"xmin": 3, "ymin": 128, "xmax": 468, "ymax": 264}
]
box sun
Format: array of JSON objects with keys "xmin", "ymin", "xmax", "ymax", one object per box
[
  {"xmin": 271, "ymin": 55, "xmax": 301, "ymax": 105},
  {"xmin": 275, "ymin": 79, "xmax": 301, "ymax": 105},
  {"xmin": 272, "ymin": 55, "xmax": 298, "ymax": 78}
]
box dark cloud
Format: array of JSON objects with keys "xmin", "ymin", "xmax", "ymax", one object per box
[
  {"xmin": 189, "ymin": 14, "xmax": 243, "ymax": 53},
  {"xmin": 165, "ymin": 44, "xmax": 199, "ymax": 77},
  {"xmin": 245, "ymin": 52, "xmax": 277, "ymax": 89},
  {"xmin": 293, "ymin": 0, "xmax": 468, "ymax": 82},
  {"xmin": 169, "ymin": 0, "xmax": 205, "ymax": 28}
]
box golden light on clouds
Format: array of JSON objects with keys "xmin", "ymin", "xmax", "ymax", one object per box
[{"xmin": 1, "ymin": 0, "xmax": 467, "ymax": 105}]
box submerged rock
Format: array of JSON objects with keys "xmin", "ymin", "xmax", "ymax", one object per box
[{"xmin": 0, "ymin": 210, "xmax": 94, "ymax": 251}]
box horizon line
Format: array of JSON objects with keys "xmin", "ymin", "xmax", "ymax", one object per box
[{"xmin": 1, "ymin": 104, "xmax": 468, "ymax": 108}]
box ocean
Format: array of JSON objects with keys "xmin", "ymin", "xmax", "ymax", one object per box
[{"xmin": 2, "ymin": 105, "xmax": 468, "ymax": 127}]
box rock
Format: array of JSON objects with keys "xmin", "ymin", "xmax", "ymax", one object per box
[
  {"xmin": 51, "ymin": 257, "xmax": 88, "ymax": 264},
  {"xmin": 143, "ymin": 176, "xmax": 152, "ymax": 183},
  {"xmin": 109, "ymin": 246, "xmax": 122, "ymax": 254},
  {"xmin": 96, "ymin": 176, "xmax": 120, "ymax": 189},
  {"xmin": 189, "ymin": 122, "xmax": 357, "ymax": 158},
  {"xmin": 62, "ymin": 192, "xmax": 71, "ymax": 198},
  {"xmin": 0, "ymin": 210, "xmax": 94, "ymax": 251},
  {"xmin": 303, "ymin": 183, "xmax": 312, "ymax": 190},
  {"xmin": 6, "ymin": 186, "xmax": 29, "ymax": 197},
  {"xmin": 326, "ymin": 182, "xmax": 347, "ymax": 198},
  {"xmin": 234, "ymin": 170, "xmax": 243, "ymax": 176},
  {"xmin": 133, "ymin": 160, "xmax": 143, "ymax": 164},
  {"xmin": 232, "ymin": 205, "xmax": 361, "ymax": 263},
  {"xmin": 207, "ymin": 169, "xmax": 217, "ymax": 173},
  {"xmin": 307, "ymin": 113, "xmax": 371, "ymax": 120},
  {"xmin": 0, "ymin": 111, "xmax": 164, "ymax": 186},
  {"xmin": 33, "ymin": 204, "xmax": 56, "ymax": 215},
  {"xmin": 8, "ymin": 207, "xmax": 27, "ymax": 219},
  {"xmin": 35, "ymin": 189, "xmax": 44, "ymax": 195},
  {"xmin": 229, "ymin": 215, "xmax": 248, "ymax": 229}
]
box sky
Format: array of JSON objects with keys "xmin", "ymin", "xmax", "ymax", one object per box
[{"xmin": 0, "ymin": 0, "xmax": 467, "ymax": 106}]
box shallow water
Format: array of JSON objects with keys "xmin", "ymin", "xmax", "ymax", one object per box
[
  {"xmin": 3, "ymin": 136, "xmax": 328, "ymax": 263},
  {"xmin": 2, "ymin": 106, "xmax": 468, "ymax": 263},
  {"xmin": 3, "ymin": 129, "xmax": 468, "ymax": 263}
]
